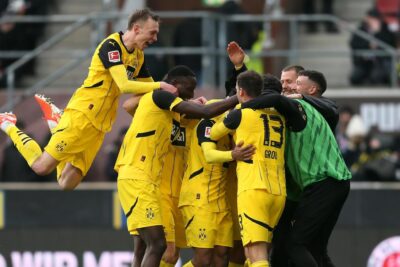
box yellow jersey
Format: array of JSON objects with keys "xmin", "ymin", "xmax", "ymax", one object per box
[
  {"xmin": 66, "ymin": 32, "xmax": 154, "ymax": 132},
  {"xmin": 212, "ymin": 108, "xmax": 286, "ymax": 196},
  {"xmin": 115, "ymin": 90, "xmax": 183, "ymax": 186},
  {"xmin": 179, "ymin": 117, "xmax": 231, "ymax": 212},
  {"xmin": 159, "ymin": 115, "xmax": 198, "ymax": 197}
]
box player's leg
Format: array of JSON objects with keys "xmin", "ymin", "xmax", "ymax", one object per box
[
  {"xmin": 191, "ymin": 247, "xmax": 213, "ymax": 267},
  {"xmin": 238, "ymin": 190, "xmax": 285, "ymax": 267},
  {"xmin": 133, "ymin": 234, "xmax": 146, "ymax": 267},
  {"xmin": 180, "ymin": 206, "xmax": 216, "ymax": 267},
  {"xmin": 228, "ymin": 240, "xmax": 246, "ymax": 267},
  {"xmin": 287, "ymin": 178, "xmax": 349, "ymax": 267},
  {"xmin": 270, "ymin": 199, "xmax": 298, "ymax": 267},
  {"xmin": 214, "ymin": 245, "xmax": 230, "ymax": 267},
  {"xmin": 138, "ymin": 226, "xmax": 167, "ymax": 266},
  {"xmin": 213, "ymin": 210, "xmax": 233, "ymax": 267},
  {"xmin": 44, "ymin": 110, "xmax": 104, "ymax": 190},
  {"xmin": 245, "ymin": 242, "xmax": 270, "ymax": 267},
  {"xmin": 160, "ymin": 194, "xmax": 181, "ymax": 266},
  {"xmin": 0, "ymin": 112, "xmax": 55, "ymax": 173}
]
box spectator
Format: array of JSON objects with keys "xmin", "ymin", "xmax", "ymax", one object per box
[
  {"xmin": 104, "ymin": 126, "xmax": 128, "ymax": 181},
  {"xmin": 342, "ymin": 114, "xmax": 367, "ymax": 169},
  {"xmin": 349, "ymin": 8, "xmax": 397, "ymax": 86},
  {"xmin": 302, "ymin": 0, "xmax": 339, "ymax": 33},
  {"xmin": 0, "ymin": 0, "xmax": 49, "ymax": 87},
  {"xmin": 335, "ymin": 105, "xmax": 354, "ymax": 154}
]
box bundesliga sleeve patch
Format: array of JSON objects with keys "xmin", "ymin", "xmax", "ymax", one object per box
[
  {"xmin": 205, "ymin": 127, "xmax": 211, "ymax": 138},
  {"xmin": 108, "ymin": 50, "xmax": 121, "ymax": 63}
]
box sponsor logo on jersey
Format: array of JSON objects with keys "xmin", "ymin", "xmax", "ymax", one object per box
[
  {"xmin": 108, "ymin": 50, "xmax": 120, "ymax": 63},
  {"xmin": 205, "ymin": 127, "xmax": 211, "ymax": 138}
]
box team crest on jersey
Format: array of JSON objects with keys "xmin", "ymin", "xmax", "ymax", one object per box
[
  {"xmin": 204, "ymin": 127, "xmax": 211, "ymax": 138},
  {"xmin": 108, "ymin": 50, "xmax": 120, "ymax": 63},
  {"xmin": 199, "ymin": 228, "xmax": 207, "ymax": 240},
  {"xmin": 55, "ymin": 141, "xmax": 67, "ymax": 152},
  {"xmin": 146, "ymin": 208, "xmax": 155, "ymax": 220}
]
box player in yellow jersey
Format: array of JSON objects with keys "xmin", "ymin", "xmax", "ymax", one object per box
[
  {"xmin": 179, "ymin": 103, "xmax": 255, "ymax": 267},
  {"xmin": 115, "ymin": 65, "xmax": 240, "ymax": 267},
  {"xmin": 210, "ymin": 71, "xmax": 288, "ymax": 267},
  {"xmin": 159, "ymin": 116, "xmax": 198, "ymax": 267},
  {"xmin": 0, "ymin": 9, "xmax": 177, "ymax": 190}
]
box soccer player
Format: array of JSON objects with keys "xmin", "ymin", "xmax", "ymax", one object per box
[
  {"xmin": 159, "ymin": 116, "xmax": 198, "ymax": 267},
  {"xmin": 0, "ymin": 9, "xmax": 177, "ymax": 190},
  {"xmin": 210, "ymin": 71, "xmax": 306, "ymax": 267},
  {"xmin": 242, "ymin": 72, "xmax": 351, "ymax": 267},
  {"xmin": 115, "ymin": 65, "xmax": 240, "ymax": 267},
  {"xmin": 179, "ymin": 100, "xmax": 255, "ymax": 267}
]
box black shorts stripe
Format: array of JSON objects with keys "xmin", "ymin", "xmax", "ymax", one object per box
[
  {"xmin": 189, "ymin": 168, "xmax": 203, "ymax": 179},
  {"xmin": 244, "ymin": 213, "xmax": 273, "ymax": 232},
  {"xmin": 52, "ymin": 127, "xmax": 67, "ymax": 135},
  {"xmin": 185, "ymin": 215, "xmax": 194, "ymax": 229},
  {"xmin": 17, "ymin": 131, "xmax": 24, "ymax": 136},
  {"xmin": 125, "ymin": 197, "xmax": 139, "ymax": 218},
  {"xmin": 84, "ymin": 80, "xmax": 104, "ymax": 88},
  {"xmin": 136, "ymin": 130, "xmax": 156, "ymax": 138}
]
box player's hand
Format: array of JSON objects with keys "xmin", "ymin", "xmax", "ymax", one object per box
[
  {"xmin": 160, "ymin": 81, "xmax": 178, "ymax": 96},
  {"xmin": 286, "ymin": 93, "xmax": 303, "ymax": 99},
  {"xmin": 231, "ymin": 140, "xmax": 256, "ymax": 161},
  {"xmin": 190, "ymin": 96, "xmax": 207, "ymax": 105},
  {"xmin": 227, "ymin": 41, "xmax": 246, "ymax": 68}
]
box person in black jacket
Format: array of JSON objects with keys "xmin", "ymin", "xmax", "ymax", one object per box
[
  {"xmin": 349, "ymin": 8, "xmax": 397, "ymax": 86},
  {"xmin": 225, "ymin": 41, "xmax": 340, "ymax": 267}
]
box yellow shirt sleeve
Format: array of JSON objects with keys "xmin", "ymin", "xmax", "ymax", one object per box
[
  {"xmin": 210, "ymin": 120, "xmax": 233, "ymax": 141},
  {"xmin": 109, "ymin": 64, "xmax": 160, "ymax": 94},
  {"xmin": 201, "ymin": 142, "xmax": 233, "ymax": 163}
]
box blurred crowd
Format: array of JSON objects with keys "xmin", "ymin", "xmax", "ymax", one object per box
[
  {"xmin": 336, "ymin": 106, "xmax": 400, "ymax": 181},
  {"xmin": 0, "ymin": 0, "xmax": 53, "ymax": 87}
]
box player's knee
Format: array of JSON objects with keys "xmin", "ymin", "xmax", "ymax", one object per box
[
  {"xmin": 31, "ymin": 162, "xmax": 53, "ymax": 176},
  {"xmin": 148, "ymin": 238, "xmax": 167, "ymax": 255},
  {"xmin": 195, "ymin": 250, "xmax": 213, "ymax": 267},
  {"xmin": 58, "ymin": 178, "xmax": 79, "ymax": 191}
]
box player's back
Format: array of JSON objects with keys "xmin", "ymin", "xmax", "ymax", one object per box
[{"xmin": 235, "ymin": 108, "xmax": 286, "ymax": 196}]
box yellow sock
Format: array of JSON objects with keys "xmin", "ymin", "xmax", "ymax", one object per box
[
  {"xmin": 182, "ymin": 260, "xmax": 194, "ymax": 267},
  {"xmin": 244, "ymin": 259, "xmax": 251, "ymax": 267},
  {"xmin": 8, "ymin": 126, "xmax": 42, "ymax": 166},
  {"xmin": 251, "ymin": 260, "xmax": 269, "ymax": 267},
  {"xmin": 160, "ymin": 260, "xmax": 175, "ymax": 267},
  {"xmin": 229, "ymin": 261, "xmax": 244, "ymax": 267}
]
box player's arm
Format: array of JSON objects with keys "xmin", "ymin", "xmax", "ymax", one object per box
[
  {"xmin": 301, "ymin": 95, "xmax": 339, "ymax": 131},
  {"xmin": 225, "ymin": 41, "xmax": 247, "ymax": 96},
  {"xmin": 241, "ymin": 94, "xmax": 307, "ymax": 132},
  {"xmin": 172, "ymin": 95, "xmax": 239, "ymax": 119},
  {"xmin": 210, "ymin": 109, "xmax": 240, "ymax": 141},
  {"xmin": 198, "ymin": 119, "xmax": 254, "ymax": 163}
]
